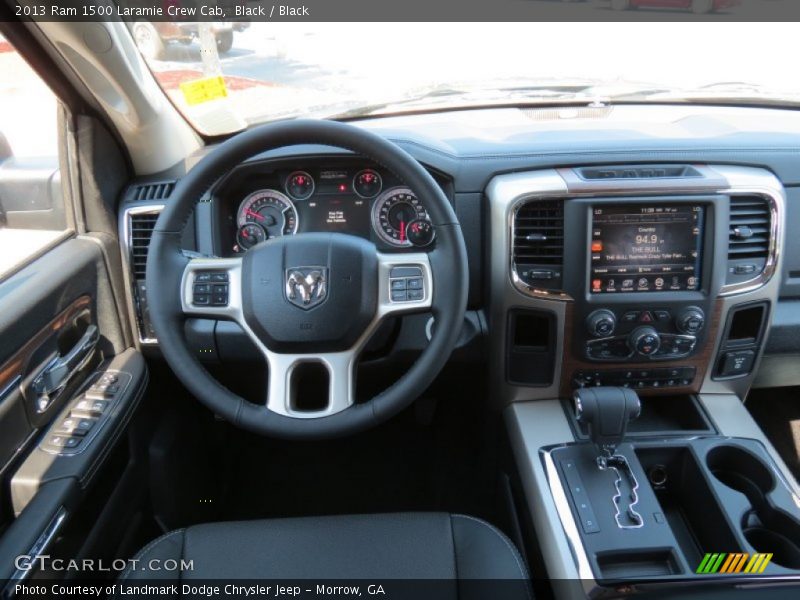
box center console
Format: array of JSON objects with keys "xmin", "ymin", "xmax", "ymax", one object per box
[{"xmin": 488, "ymin": 165, "xmax": 798, "ymax": 595}]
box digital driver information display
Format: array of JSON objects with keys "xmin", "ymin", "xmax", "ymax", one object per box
[{"xmin": 590, "ymin": 204, "xmax": 704, "ymax": 294}]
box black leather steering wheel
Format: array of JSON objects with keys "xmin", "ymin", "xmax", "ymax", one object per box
[{"xmin": 146, "ymin": 120, "xmax": 468, "ymax": 439}]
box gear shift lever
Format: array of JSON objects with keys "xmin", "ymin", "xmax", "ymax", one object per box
[
  {"xmin": 573, "ymin": 386, "xmax": 641, "ymax": 461},
  {"xmin": 574, "ymin": 387, "xmax": 644, "ymax": 529}
]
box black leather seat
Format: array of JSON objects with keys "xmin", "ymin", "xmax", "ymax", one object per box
[{"xmin": 121, "ymin": 513, "xmax": 531, "ymax": 598}]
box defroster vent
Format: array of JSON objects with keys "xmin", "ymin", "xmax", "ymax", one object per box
[{"xmin": 513, "ymin": 199, "xmax": 564, "ymax": 289}]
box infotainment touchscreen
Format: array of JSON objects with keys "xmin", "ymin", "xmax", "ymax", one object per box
[{"xmin": 590, "ymin": 204, "xmax": 704, "ymax": 294}]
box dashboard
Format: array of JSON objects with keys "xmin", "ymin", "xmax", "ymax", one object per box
[
  {"xmin": 213, "ymin": 159, "xmax": 443, "ymax": 256},
  {"xmin": 120, "ymin": 104, "xmax": 800, "ymax": 403}
]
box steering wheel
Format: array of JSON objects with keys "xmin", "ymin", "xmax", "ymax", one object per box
[{"xmin": 146, "ymin": 120, "xmax": 468, "ymax": 439}]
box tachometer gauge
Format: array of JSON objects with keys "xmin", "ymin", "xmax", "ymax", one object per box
[
  {"xmin": 237, "ymin": 189, "xmax": 298, "ymax": 238},
  {"xmin": 371, "ymin": 187, "xmax": 428, "ymax": 247},
  {"xmin": 285, "ymin": 171, "xmax": 315, "ymax": 201},
  {"xmin": 353, "ymin": 169, "xmax": 382, "ymax": 198},
  {"xmin": 236, "ymin": 223, "xmax": 267, "ymax": 250}
]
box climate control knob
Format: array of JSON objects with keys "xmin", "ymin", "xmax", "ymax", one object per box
[
  {"xmin": 629, "ymin": 326, "xmax": 661, "ymax": 357},
  {"xmin": 676, "ymin": 307, "xmax": 705, "ymax": 335},
  {"xmin": 586, "ymin": 309, "xmax": 617, "ymax": 338}
]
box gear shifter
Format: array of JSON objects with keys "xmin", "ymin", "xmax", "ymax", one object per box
[
  {"xmin": 573, "ymin": 386, "xmax": 641, "ymax": 460},
  {"xmin": 574, "ymin": 386, "xmax": 644, "ymax": 528}
]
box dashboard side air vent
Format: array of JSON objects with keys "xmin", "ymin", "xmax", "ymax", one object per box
[
  {"xmin": 130, "ymin": 181, "xmax": 175, "ymax": 202},
  {"xmin": 127, "ymin": 207, "xmax": 163, "ymax": 342},
  {"xmin": 129, "ymin": 211, "xmax": 160, "ymax": 280},
  {"xmin": 725, "ymin": 195, "xmax": 772, "ymax": 287},
  {"xmin": 512, "ymin": 199, "xmax": 564, "ymax": 290},
  {"xmin": 577, "ymin": 165, "xmax": 702, "ymax": 181}
]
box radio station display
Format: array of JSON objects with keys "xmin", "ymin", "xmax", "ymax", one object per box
[{"xmin": 590, "ymin": 204, "xmax": 704, "ymax": 294}]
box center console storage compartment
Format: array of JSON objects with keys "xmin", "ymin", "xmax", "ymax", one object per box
[
  {"xmin": 547, "ymin": 437, "xmax": 800, "ymax": 584},
  {"xmin": 567, "ymin": 394, "xmax": 715, "ymax": 440},
  {"xmin": 636, "ymin": 446, "xmax": 741, "ymax": 567}
]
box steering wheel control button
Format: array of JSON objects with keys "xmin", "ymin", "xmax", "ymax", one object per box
[
  {"xmin": 408, "ymin": 289, "xmax": 424, "ymax": 301},
  {"xmin": 390, "ymin": 279, "xmax": 407, "ymax": 291},
  {"xmin": 209, "ymin": 272, "xmax": 229, "ymax": 283},
  {"xmin": 211, "ymin": 284, "xmax": 229, "ymax": 306},
  {"xmin": 391, "ymin": 290, "xmax": 408, "ymax": 302}
]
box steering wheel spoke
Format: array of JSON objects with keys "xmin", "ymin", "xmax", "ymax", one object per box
[
  {"xmin": 264, "ymin": 350, "xmax": 357, "ymax": 418},
  {"xmin": 180, "ymin": 257, "xmax": 244, "ymax": 320}
]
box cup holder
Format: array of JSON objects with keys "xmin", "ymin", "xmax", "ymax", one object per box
[
  {"xmin": 707, "ymin": 445, "xmax": 775, "ymax": 501},
  {"xmin": 708, "ymin": 444, "xmax": 800, "ymax": 570}
]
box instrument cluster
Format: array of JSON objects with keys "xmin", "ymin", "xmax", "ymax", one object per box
[{"xmin": 227, "ymin": 163, "xmax": 436, "ymax": 253}]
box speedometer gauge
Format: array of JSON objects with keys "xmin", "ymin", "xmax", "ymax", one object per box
[
  {"xmin": 371, "ymin": 187, "xmax": 429, "ymax": 247},
  {"xmin": 237, "ymin": 189, "xmax": 298, "ymax": 238}
]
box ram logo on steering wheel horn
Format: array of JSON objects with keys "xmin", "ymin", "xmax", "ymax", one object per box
[{"xmin": 285, "ymin": 267, "xmax": 328, "ymax": 309}]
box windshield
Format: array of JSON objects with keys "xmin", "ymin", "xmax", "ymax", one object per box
[{"xmin": 134, "ymin": 22, "xmax": 800, "ymax": 136}]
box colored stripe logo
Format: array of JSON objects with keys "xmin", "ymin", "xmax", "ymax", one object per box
[{"xmin": 696, "ymin": 553, "xmax": 772, "ymax": 574}]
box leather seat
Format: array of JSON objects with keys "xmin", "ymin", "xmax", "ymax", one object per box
[{"xmin": 121, "ymin": 513, "xmax": 531, "ymax": 598}]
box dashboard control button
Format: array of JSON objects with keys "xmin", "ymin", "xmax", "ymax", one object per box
[
  {"xmin": 720, "ymin": 350, "xmax": 755, "ymax": 377},
  {"xmin": 654, "ymin": 310, "xmax": 671, "ymax": 322},
  {"xmin": 676, "ymin": 307, "xmax": 705, "ymax": 335},
  {"xmin": 639, "ymin": 311, "xmax": 655, "ymax": 323},
  {"xmin": 629, "ymin": 326, "xmax": 661, "ymax": 356},
  {"xmin": 586, "ymin": 309, "xmax": 617, "ymax": 338},
  {"xmin": 621, "ymin": 311, "xmax": 640, "ymax": 323}
]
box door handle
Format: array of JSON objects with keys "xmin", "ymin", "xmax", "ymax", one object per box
[{"xmin": 31, "ymin": 325, "xmax": 99, "ymax": 413}]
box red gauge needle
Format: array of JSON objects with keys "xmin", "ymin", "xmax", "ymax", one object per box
[
  {"xmin": 400, "ymin": 220, "xmax": 406, "ymax": 242},
  {"xmin": 246, "ymin": 209, "xmax": 264, "ymax": 221}
]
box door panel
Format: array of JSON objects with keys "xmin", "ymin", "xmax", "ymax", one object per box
[{"xmin": 0, "ymin": 237, "xmax": 125, "ymax": 528}]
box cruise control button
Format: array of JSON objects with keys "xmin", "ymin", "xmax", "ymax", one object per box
[
  {"xmin": 209, "ymin": 272, "xmax": 229, "ymax": 282},
  {"xmin": 194, "ymin": 283, "xmax": 211, "ymax": 295},
  {"xmin": 195, "ymin": 272, "xmax": 212, "ymax": 282},
  {"xmin": 391, "ymin": 290, "xmax": 408, "ymax": 302},
  {"xmin": 408, "ymin": 289, "xmax": 424, "ymax": 301},
  {"xmin": 390, "ymin": 279, "xmax": 407, "ymax": 291},
  {"xmin": 193, "ymin": 294, "xmax": 210, "ymax": 305},
  {"xmin": 407, "ymin": 277, "xmax": 423, "ymax": 290}
]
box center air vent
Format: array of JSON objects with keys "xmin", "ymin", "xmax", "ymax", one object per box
[
  {"xmin": 513, "ymin": 199, "xmax": 564, "ymax": 289},
  {"xmin": 725, "ymin": 195, "xmax": 772, "ymax": 287},
  {"xmin": 129, "ymin": 211, "xmax": 160, "ymax": 280}
]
